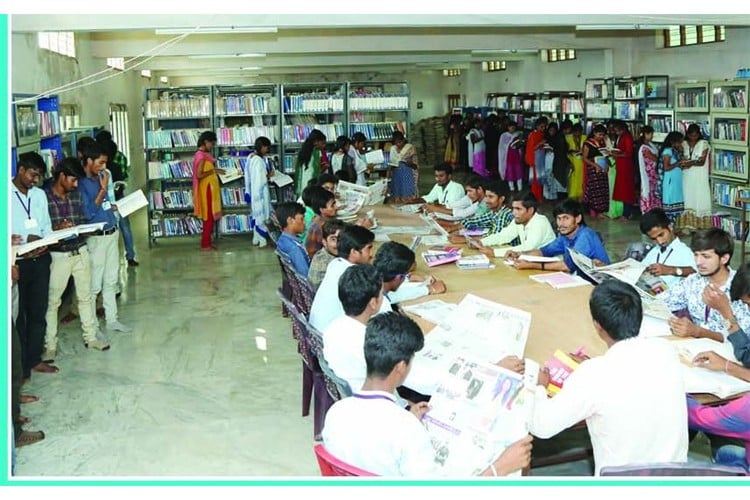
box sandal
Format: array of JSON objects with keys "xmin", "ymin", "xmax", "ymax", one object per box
[
  {"xmin": 32, "ymin": 362, "xmax": 60, "ymax": 374},
  {"xmin": 20, "ymin": 394, "xmax": 39, "ymax": 404},
  {"xmin": 18, "ymin": 415, "xmax": 30, "ymax": 425},
  {"xmin": 15, "ymin": 430, "xmax": 45, "ymax": 448}
]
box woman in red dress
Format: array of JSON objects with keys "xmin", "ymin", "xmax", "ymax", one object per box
[{"xmin": 611, "ymin": 120, "xmax": 637, "ymax": 221}]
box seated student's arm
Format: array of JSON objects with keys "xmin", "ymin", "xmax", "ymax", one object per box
[
  {"xmin": 420, "ymin": 185, "xmax": 441, "ymax": 204},
  {"xmin": 529, "ymin": 364, "xmax": 596, "ymax": 439},
  {"xmin": 509, "ymin": 238, "xmax": 570, "ymax": 272},
  {"xmin": 285, "ymin": 242, "xmax": 311, "ymax": 276},
  {"xmin": 669, "ymin": 316, "xmax": 724, "ymax": 342},
  {"xmin": 424, "ymin": 203, "xmax": 453, "ymax": 215},
  {"xmin": 728, "ymin": 328, "xmax": 750, "ymax": 368},
  {"xmin": 686, "ymin": 394, "xmax": 750, "ymax": 442}
]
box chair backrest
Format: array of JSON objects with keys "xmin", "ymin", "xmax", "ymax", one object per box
[
  {"xmin": 599, "ymin": 461, "xmax": 747, "ymax": 477},
  {"xmin": 266, "ymin": 212, "xmax": 282, "ymax": 247},
  {"xmin": 276, "ymin": 289, "xmax": 305, "ymax": 343},
  {"xmin": 288, "ymin": 266, "xmax": 315, "ymax": 316},
  {"xmin": 313, "ymin": 444, "xmax": 377, "ymax": 477},
  {"xmin": 305, "ymin": 319, "xmax": 353, "ymax": 400}
]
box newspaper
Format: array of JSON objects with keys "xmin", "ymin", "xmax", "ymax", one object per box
[
  {"xmin": 337, "ymin": 179, "xmax": 389, "ymax": 213},
  {"xmin": 115, "ymin": 189, "xmax": 149, "ymax": 218},
  {"xmin": 414, "ymin": 294, "xmax": 532, "ymax": 378},
  {"xmin": 402, "ymin": 300, "xmax": 458, "ymax": 325},
  {"xmin": 568, "ymin": 248, "xmax": 668, "ymax": 299},
  {"xmin": 14, "ymin": 222, "xmax": 106, "ymax": 257},
  {"xmin": 422, "ymin": 356, "xmax": 534, "ymax": 476}
]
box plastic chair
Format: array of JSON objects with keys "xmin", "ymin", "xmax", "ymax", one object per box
[
  {"xmin": 274, "ymin": 250, "xmax": 294, "ymax": 320},
  {"xmin": 313, "ymin": 444, "xmax": 377, "ymax": 477},
  {"xmin": 599, "ymin": 461, "xmax": 747, "ymax": 476},
  {"xmin": 305, "ymin": 319, "xmax": 353, "ymax": 400}
]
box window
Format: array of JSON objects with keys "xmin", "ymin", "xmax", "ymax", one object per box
[
  {"xmin": 544, "ymin": 49, "xmax": 576, "ymax": 63},
  {"xmin": 159, "ymin": 76, "xmax": 169, "ymax": 84},
  {"xmin": 482, "ymin": 61, "xmax": 506, "ymax": 72},
  {"xmin": 107, "ymin": 58, "xmax": 125, "ymax": 71},
  {"xmin": 442, "ymin": 69, "xmax": 461, "ymax": 77},
  {"xmin": 38, "ymin": 32, "xmax": 76, "ymax": 58},
  {"xmin": 663, "ymin": 26, "xmax": 725, "ymax": 48},
  {"xmin": 140, "ymin": 70, "xmax": 152, "ymax": 78}
]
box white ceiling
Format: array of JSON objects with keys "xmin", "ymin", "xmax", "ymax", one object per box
[{"xmin": 12, "ymin": 14, "xmax": 750, "ymax": 78}]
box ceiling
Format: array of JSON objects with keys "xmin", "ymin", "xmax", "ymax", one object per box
[{"xmin": 11, "ymin": 14, "xmax": 750, "ymax": 79}]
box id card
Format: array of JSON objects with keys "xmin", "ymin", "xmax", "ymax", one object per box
[
  {"xmin": 101, "ymin": 200, "xmax": 112, "ymax": 211},
  {"xmin": 24, "ymin": 218, "xmax": 39, "ymax": 230}
]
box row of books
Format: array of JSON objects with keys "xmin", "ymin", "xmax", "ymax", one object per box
[
  {"xmin": 38, "ymin": 110, "xmax": 60, "ymax": 137},
  {"xmin": 151, "ymin": 216, "xmax": 203, "ymax": 237},
  {"xmin": 217, "ymin": 126, "xmax": 279, "ymax": 146},
  {"xmin": 585, "ymin": 102, "xmax": 612, "ymax": 119},
  {"xmin": 215, "ymin": 95, "xmax": 279, "ymax": 115},
  {"xmin": 647, "ymin": 116, "xmax": 674, "ymax": 133},
  {"xmin": 712, "ymin": 89, "xmax": 746, "ymax": 110},
  {"xmin": 712, "ymin": 182, "xmax": 750, "ymax": 207},
  {"xmin": 713, "ymin": 121, "xmax": 747, "ymax": 142},
  {"xmin": 585, "ymin": 81, "xmax": 609, "ymax": 99},
  {"xmin": 282, "ymin": 94, "xmax": 345, "ymax": 113},
  {"xmin": 146, "ymin": 129, "xmax": 203, "ymax": 149},
  {"xmin": 270, "ymin": 184, "xmax": 296, "ymax": 204},
  {"xmin": 348, "ymin": 95, "xmax": 408, "ymax": 111},
  {"xmin": 218, "ymin": 214, "xmax": 253, "ymax": 234},
  {"xmin": 220, "ymin": 187, "xmax": 247, "ymax": 207},
  {"xmin": 676, "ymin": 90, "xmax": 708, "ymax": 108},
  {"xmin": 714, "ymin": 214, "xmax": 749, "ymax": 242},
  {"xmin": 282, "ymin": 123, "xmax": 344, "ymax": 143},
  {"xmin": 150, "ymin": 190, "xmax": 194, "ymax": 210},
  {"xmin": 613, "ymin": 102, "xmax": 639, "ymax": 121},
  {"xmin": 148, "ymin": 160, "xmax": 193, "ymax": 180},
  {"xmin": 538, "ymin": 97, "xmax": 584, "ymax": 114},
  {"xmin": 145, "ymin": 97, "xmax": 211, "ymax": 119},
  {"xmin": 348, "ymin": 122, "xmax": 406, "ymax": 141},
  {"xmin": 675, "ymin": 120, "xmax": 710, "ymax": 138},
  {"xmin": 713, "ymin": 151, "xmax": 747, "ymax": 174}
]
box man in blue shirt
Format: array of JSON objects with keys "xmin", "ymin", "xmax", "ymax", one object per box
[
  {"xmin": 276, "ymin": 201, "xmax": 311, "ymax": 276},
  {"xmin": 507, "ymin": 199, "xmax": 610, "ymax": 274},
  {"xmin": 79, "ymin": 142, "xmax": 132, "ymax": 335}
]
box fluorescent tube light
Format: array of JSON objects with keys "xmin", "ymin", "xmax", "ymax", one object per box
[
  {"xmin": 188, "ymin": 53, "xmax": 266, "ymax": 59},
  {"xmin": 575, "ymin": 24, "xmax": 674, "ymax": 31},
  {"xmin": 155, "ymin": 27, "xmax": 277, "ymax": 35},
  {"xmin": 471, "ymin": 49, "xmax": 537, "ymax": 55}
]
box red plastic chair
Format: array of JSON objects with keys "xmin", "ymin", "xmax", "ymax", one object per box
[{"xmin": 313, "ymin": 444, "xmax": 377, "ymax": 476}]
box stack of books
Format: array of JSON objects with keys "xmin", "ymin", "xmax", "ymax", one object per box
[
  {"xmin": 456, "ymin": 254, "xmax": 492, "ymax": 270},
  {"xmin": 422, "ymin": 246, "xmax": 462, "ymax": 268}
]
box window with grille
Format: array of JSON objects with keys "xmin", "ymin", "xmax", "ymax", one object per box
[
  {"xmin": 38, "ymin": 32, "xmax": 76, "ymax": 58},
  {"xmin": 544, "ymin": 49, "xmax": 576, "ymax": 62},
  {"xmin": 663, "ymin": 26, "xmax": 725, "ymax": 48}
]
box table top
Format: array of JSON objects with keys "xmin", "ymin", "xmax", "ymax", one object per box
[{"xmin": 368, "ymin": 204, "xmax": 733, "ymax": 404}]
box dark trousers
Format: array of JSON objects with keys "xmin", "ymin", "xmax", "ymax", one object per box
[
  {"xmin": 16, "ymin": 253, "xmax": 51, "ymax": 378},
  {"xmin": 11, "ymin": 316, "xmax": 23, "ymax": 437}
]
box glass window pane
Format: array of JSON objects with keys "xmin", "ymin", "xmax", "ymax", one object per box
[
  {"xmin": 668, "ymin": 26, "xmax": 681, "ymax": 47},
  {"xmin": 719, "ymin": 26, "xmax": 726, "ymax": 40},
  {"xmin": 684, "ymin": 25, "xmax": 697, "ymax": 45},
  {"xmin": 700, "ymin": 26, "xmax": 715, "ymax": 43},
  {"xmin": 568, "ymin": 49, "xmax": 576, "ymax": 59}
]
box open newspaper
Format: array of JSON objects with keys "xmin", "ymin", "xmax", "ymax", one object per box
[
  {"xmin": 567, "ymin": 248, "xmax": 668, "ymax": 299},
  {"xmin": 13, "ymin": 222, "xmax": 106, "ymax": 258},
  {"xmin": 408, "ymin": 294, "xmax": 532, "ymax": 396},
  {"xmin": 422, "ymin": 356, "xmax": 535, "ymax": 476},
  {"xmin": 336, "ymin": 179, "xmax": 389, "ymax": 214},
  {"xmin": 672, "ymin": 338, "xmax": 750, "ymax": 398}
]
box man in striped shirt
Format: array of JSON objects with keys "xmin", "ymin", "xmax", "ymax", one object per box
[{"xmin": 447, "ymin": 179, "xmax": 515, "ymax": 241}]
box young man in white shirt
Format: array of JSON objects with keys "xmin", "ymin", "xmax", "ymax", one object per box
[
  {"xmin": 425, "ymin": 175, "xmax": 486, "ymax": 223},
  {"xmin": 309, "ymin": 224, "xmax": 375, "ymax": 332},
  {"xmin": 639, "ymin": 208, "xmax": 697, "ymax": 288},
  {"xmin": 530, "ymin": 279, "xmax": 689, "ymax": 475},
  {"xmin": 322, "ymin": 264, "xmax": 384, "ymax": 393},
  {"xmin": 12, "ymin": 152, "xmax": 56, "ymax": 377},
  {"xmin": 322, "ymin": 312, "xmax": 533, "ymax": 477},
  {"xmin": 661, "ymin": 227, "xmax": 750, "ymax": 341},
  {"xmin": 471, "ymin": 190, "xmax": 556, "ymax": 258},
  {"xmin": 409, "ymin": 163, "xmax": 465, "ymax": 207}
]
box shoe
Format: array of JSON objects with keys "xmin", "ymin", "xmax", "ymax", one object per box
[
  {"xmin": 31, "ymin": 362, "xmax": 59, "ymax": 374},
  {"xmin": 127, "ymin": 259, "xmax": 140, "ymax": 267},
  {"xmin": 107, "ymin": 320, "xmax": 132, "ymax": 333},
  {"xmin": 15, "ymin": 430, "xmax": 45, "ymax": 448},
  {"xmin": 20, "ymin": 394, "xmax": 39, "ymax": 404},
  {"xmin": 41, "ymin": 349, "xmax": 56, "ymax": 364},
  {"xmin": 96, "ymin": 307, "xmax": 105, "ymax": 318},
  {"xmin": 84, "ymin": 339, "xmax": 111, "ymax": 351}
]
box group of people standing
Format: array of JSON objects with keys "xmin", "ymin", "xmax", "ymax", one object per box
[{"xmin": 445, "ymin": 112, "xmax": 712, "ymax": 226}]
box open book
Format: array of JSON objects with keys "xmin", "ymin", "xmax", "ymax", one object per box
[
  {"xmin": 270, "ymin": 170, "xmax": 294, "ymax": 188},
  {"xmin": 13, "ymin": 222, "xmax": 106, "ymax": 258},
  {"xmin": 422, "ymin": 356, "xmax": 534, "ymax": 476},
  {"xmin": 115, "ymin": 189, "xmax": 149, "ymax": 218},
  {"xmin": 218, "ymin": 164, "xmax": 244, "ymax": 184}
]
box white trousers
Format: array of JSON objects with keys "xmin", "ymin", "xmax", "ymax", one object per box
[
  {"xmin": 87, "ymin": 231, "xmax": 120, "ymax": 323},
  {"xmin": 45, "ymin": 246, "xmax": 98, "ymax": 346}
]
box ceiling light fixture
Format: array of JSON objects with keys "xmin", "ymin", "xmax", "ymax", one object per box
[
  {"xmin": 575, "ymin": 24, "xmax": 675, "ymax": 31},
  {"xmin": 471, "ymin": 49, "xmax": 537, "ymax": 55},
  {"xmin": 155, "ymin": 27, "xmax": 277, "ymax": 35},
  {"xmin": 187, "ymin": 53, "xmax": 266, "ymax": 59}
]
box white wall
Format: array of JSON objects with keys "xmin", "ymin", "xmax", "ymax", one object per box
[{"xmin": 12, "ymin": 32, "xmax": 151, "ymax": 190}]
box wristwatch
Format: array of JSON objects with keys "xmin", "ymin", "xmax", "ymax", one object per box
[{"xmin": 675, "ymin": 267, "xmax": 683, "ymax": 276}]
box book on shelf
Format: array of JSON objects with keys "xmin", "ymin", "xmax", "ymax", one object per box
[
  {"xmin": 712, "ymin": 89, "xmax": 746, "ymax": 109},
  {"xmin": 145, "ymin": 96, "xmax": 210, "ymax": 118},
  {"xmin": 456, "ymin": 254, "xmax": 493, "ymax": 270},
  {"xmin": 529, "ymin": 272, "xmax": 590, "ymax": 289}
]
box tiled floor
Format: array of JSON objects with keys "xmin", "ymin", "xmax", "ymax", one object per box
[{"xmin": 13, "ymin": 169, "xmax": 719, "ymax": 478}]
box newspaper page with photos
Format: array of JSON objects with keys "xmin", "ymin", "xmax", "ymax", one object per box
[
  {"xmin": 335, "ymin": 180, "xmax": 368, "ymax": 215},
  {"xmin": 567, "ymin": 249, "xmax": 667, "ymax": 299},
  {"xmin": 422, "ymin": 356, "xmax": 534, "ymax": 476},
  {"xmin": 415, "ymin": 294, "xmax": 532, "ymax": 376}
]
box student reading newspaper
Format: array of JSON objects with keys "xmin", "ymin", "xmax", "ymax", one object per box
[
  {"xmin": 322, "ymin": 312, "xmax": 532, "ymax": 477},
  {"xmin": 638, "ymin": 208, "xmax": 697, "ymax": 287},
  {"xmin": 529, "ymin": 280, "xmax": 689, "ymax": 475}
]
